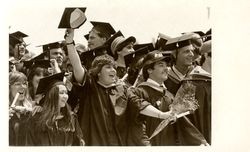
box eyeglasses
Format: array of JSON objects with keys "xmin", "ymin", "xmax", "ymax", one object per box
[{"xmin": 12, "ymin": 81, "xmax": 28, "ymax": 87}]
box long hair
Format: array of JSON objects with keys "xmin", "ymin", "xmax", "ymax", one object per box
[
  {"xmin": 9, "ymin": 71, "xmax": 31, "ymax": 104},
  {"xmin": 35, "ymin": 85, "xmax": 73, "ymax": 131},
  {"xmin": 28, "ymin": 67, "xmax": 49, "ymax": 100}
]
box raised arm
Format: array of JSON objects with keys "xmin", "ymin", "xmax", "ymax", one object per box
[{"xmin": 64, "ymin": 29, "xmax": 85, "ymax": 83}]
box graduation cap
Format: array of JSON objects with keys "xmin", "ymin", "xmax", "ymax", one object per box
[
  {"xmin": 36, "ymin": 72, "xmax": 65, "ymax": 94},
  {"xmin": 104, "ymin": 30, "xmax": 124, "ymax": 56},
  {"xmin": 10, "ymin": 31, "xmax": 28, "ymax": 42},
  {"xmin": 9, "ymin": 35, "xmax": 22, "ymax": 46},
  {"xmin": 90, "ymin": 21, "xmax": 116, "ymax": 38},
  {"xmin": 155, "ymin": 33, "xmax": 172, "ymax": 50},
  {"xmin": 102, "ymin": 30, "xmax": 136, "ymax": 58},
  {"xmin": 124, "ymin": 46, "xmax": 150, "ymax": 68},
  {"xmin": 182, "ymin": 31, "xmax": 205, "ymax": 37},
  {"xmin": 37, "ymin": 41, "xmax": 64, "ymax": 52},
  {"xmin": 79, "ymin": 45, "xmax": 107, "ymax": 69},
  {"xmin": 182, "ymin": 31, "xmax": 208, "ymax": 42},
  {"xmin": 58, "ymin": 7, "xmax": 87, "ymax": 29},
  {"xmin": 205, "ymin": 28, "xmax": 212, "ymax": 41},
  {"xmin": 133, "ymin": 43, "xmax": 155, "ymax": 52},
  {"xmin": 165, "ymin": 33, "xmax": 203, "ymax": 50},
  {"xmin": 23, "ymin": 59, "xmax": 51, "ymax": 70},
  {"xmin": 142, "ymin": 51, "xmax": 169, "ymax": 67}
]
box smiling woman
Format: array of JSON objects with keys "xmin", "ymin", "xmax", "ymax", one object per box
[
  {"xmin": 25, "ymin": 72, "xmax": 84, "ymax": 146},
  {"xmin": 9, "ymin": 71, "xmax": 33, "ymax": 145}
]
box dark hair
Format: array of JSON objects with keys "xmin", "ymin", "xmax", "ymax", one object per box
[
  {"xmin": 142, "ymin": 62, "xmax": 155, "ymax": 81},
  {"xmin": 89, "ymin": 54, "xmax": 116, "ymax": 80},
  {"xmin": 35, "ymin": 85, "xmax": 73, "ymax": 131},
  {"xmin": 91, "ymin": 29, "xmax": 109, "ymax": 40},
  {"xmin": 28, "ymin": 67, "xmax": 50, "ymax": 100}
]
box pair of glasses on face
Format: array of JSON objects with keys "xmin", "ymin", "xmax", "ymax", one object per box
[{"xmin": 12, "ymin": 81, "xmax": 28, "ymax": 87}]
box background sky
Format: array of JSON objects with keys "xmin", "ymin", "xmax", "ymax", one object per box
[{"xmin": 7, "ymin": 0, "xmax": 211, "ymax": 55}]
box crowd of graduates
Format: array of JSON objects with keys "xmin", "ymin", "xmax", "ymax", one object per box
[{"xmin": 8, "ymin": 7, "xmax": 211, "ymax": 146}]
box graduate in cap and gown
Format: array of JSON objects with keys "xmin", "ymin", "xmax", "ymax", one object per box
[
  {"xmin": 164, "ymin": 33, "xmax": 203, "ymax": 95},
  {"xmin": 79, "ymin": 21, "xmax": 116, "ymax": 70},
  {"xmin": 65, "ymin": 29, "xmax": 128, "ymax": 145},
  {"xmin": 9, "ymin": 31, "xmax": 29, "ymax": 60},
  {"xmin": 23, "ymin": 55, "xmax": 53, "ymax": 104},
  {"xmin": 127, "ymin": 50, "xmax": 208, "ymax": 145},
  {"xmin": 25, "ymin": 72, "xmax": 84, "ymax": 146}
]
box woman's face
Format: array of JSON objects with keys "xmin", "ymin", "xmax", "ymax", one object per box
[
  {"xmin": 32, "ymin": 74, "xmax": 44, "ymax": 94},
  {"xmin": 58, "ymin": 85, "xmax": 68, "ymax": 108},
  {"xmin": 98, "ymin": 64, "xmax": 117, "ymax": 86},
  {"xmin": 118, "ymin": 43, "xmax": 135, "ymax": 57},
  {"xmin": 10, "ymin": 80, "xmax": 28, "ymax": 102}
]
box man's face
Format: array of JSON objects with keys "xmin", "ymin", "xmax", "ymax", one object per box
[
  {"xmin": 50, "ymin": 48, "xmax": 64, "ymax": 66},
  {"xmin": 176, "ymin": 45, "xmax": 195, "ymax": 67},
  {"xmin": 87, "ymin": 30, "xmax": 106, "ymax": 50},
  {"xmin": 149, "ymin": 60, "xmax": 169, "ymax": 83},
  {"xmin": 98, "ymin": 64, "xmax": 117, "ymax": 86}
]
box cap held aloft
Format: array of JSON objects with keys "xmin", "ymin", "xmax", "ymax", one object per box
[{"xmin": 58, "ymin": 7, "xmax": 87, "ymax": 29}]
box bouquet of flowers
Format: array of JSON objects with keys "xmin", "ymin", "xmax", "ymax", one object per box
[{"xmin": 149, "ymin": 81, "xmax": 199, "ymax": 139}]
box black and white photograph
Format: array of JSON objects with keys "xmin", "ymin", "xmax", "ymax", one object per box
[{"xmin": 2, "ymin": 0, "xmax": 250, "ymax": 151}]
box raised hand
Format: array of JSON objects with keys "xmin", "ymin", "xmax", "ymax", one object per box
[
  {"xmin": 50, "ymin": 59, "xmax": 61, "ymax": 74},
  {"xmin": 64, "ymin": 28, "xmax": 75, "ymax": 43}
]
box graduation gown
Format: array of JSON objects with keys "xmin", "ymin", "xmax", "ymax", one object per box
[
  {"xmin": 116, "ymin": 66, "xmax": 127, "ymax": 79},
  {"xmin": 184, "ymin": 73, "xmax": 211, "ymax": 144},
  {"xmin": 25, "ymin": 113, "xmax": 83, "ymax": 146},
  {"xmin": 9, "ymin": 113, "xmax": 30, "ymax": 146},
  {"xmin": 164, "ymin": 66, "xmax": 211, "ymax": 144},
  {"xmin": 77, "ymin": 74, "xmax": 129, "ymax": 146},
  {"xmin": 128, "ymin": 81, "xmax": 207, "ymax": 145}
]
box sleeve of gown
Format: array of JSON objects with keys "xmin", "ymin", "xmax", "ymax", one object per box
[
  {"xmin": 177, "ymin": 116, "xmax": 208, "ymax": 145},
  {"xmin": 127, "ymin": 87, "xmax": 151, "ymax": 121}
]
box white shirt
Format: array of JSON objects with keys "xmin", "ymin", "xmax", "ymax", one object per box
[{"xmin": 147, "ymin": 78, "xmax": 167, "ymax": 89}]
